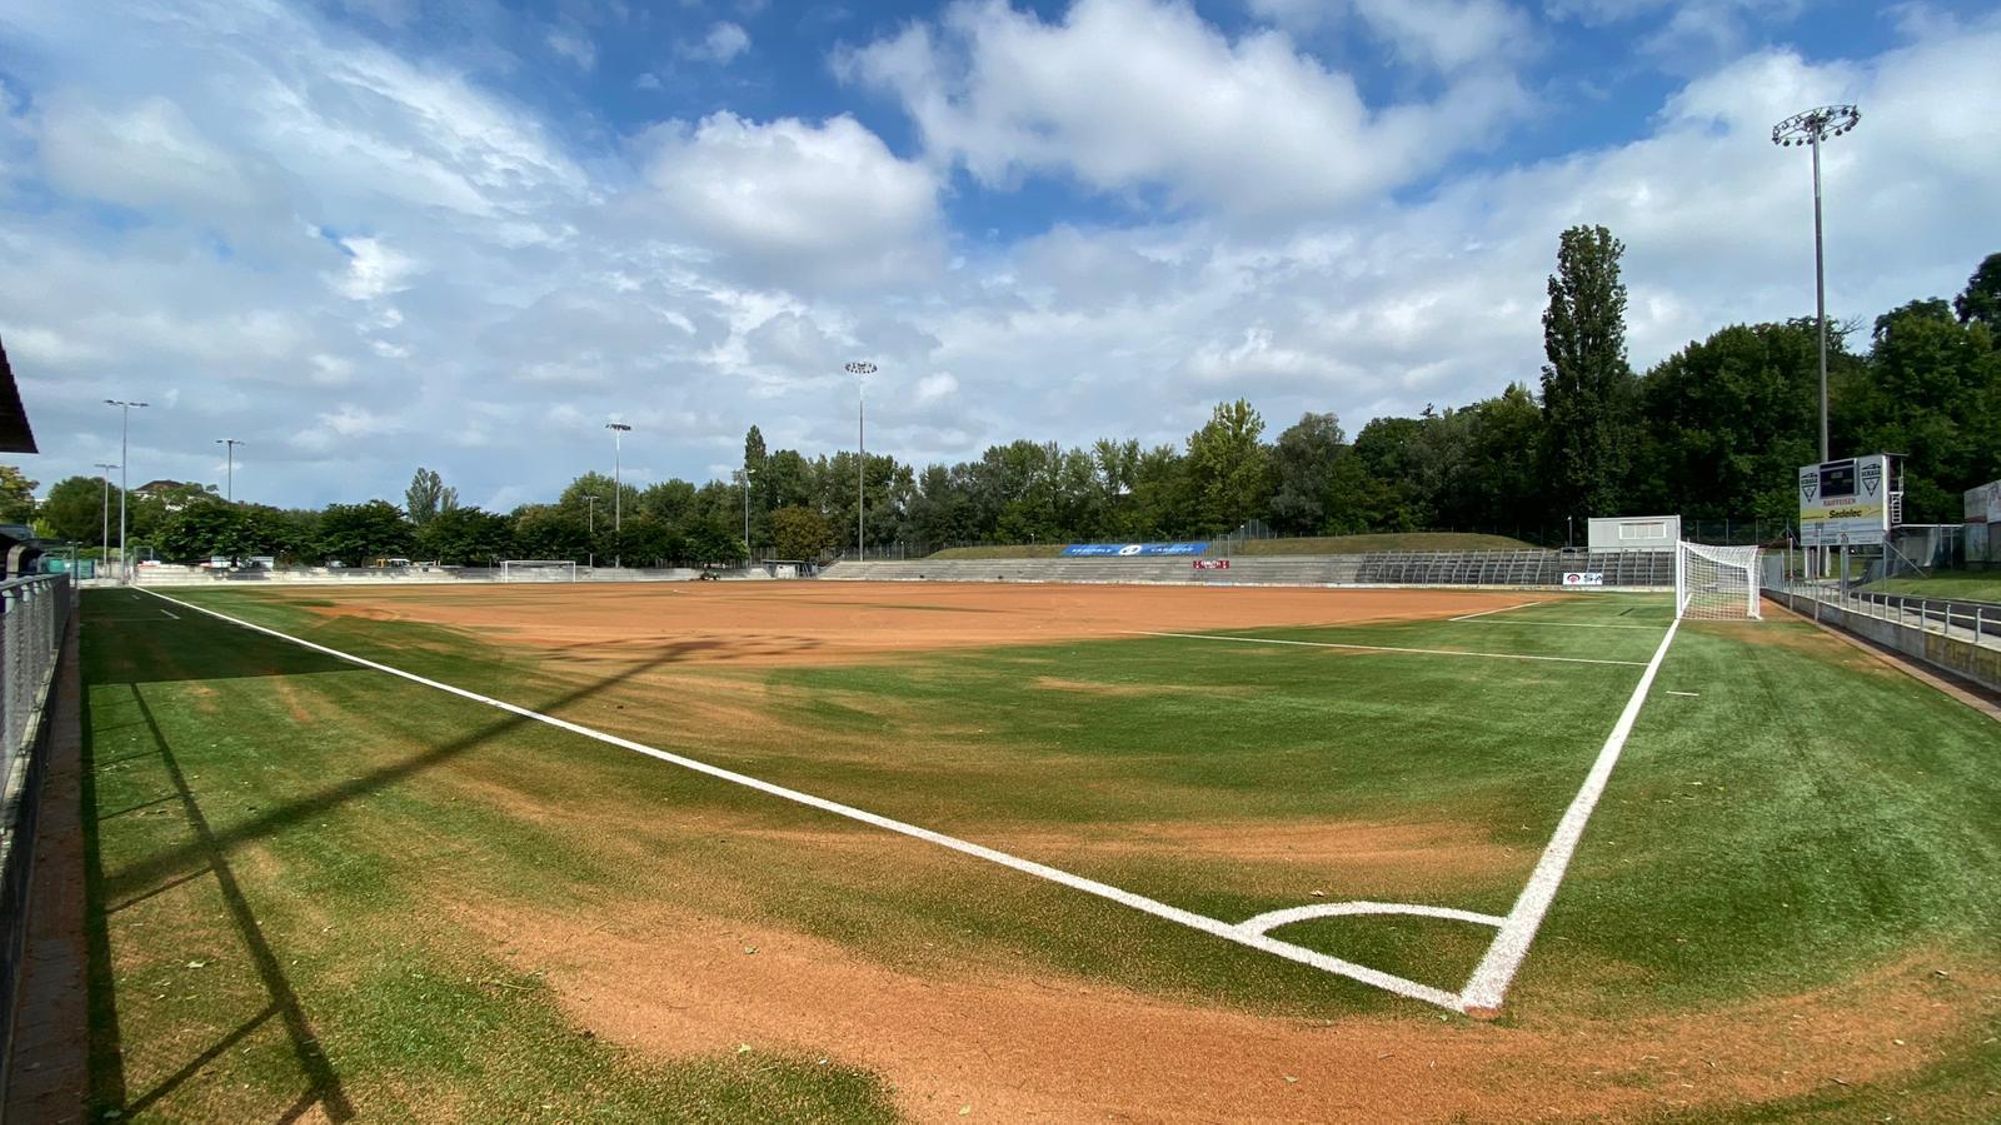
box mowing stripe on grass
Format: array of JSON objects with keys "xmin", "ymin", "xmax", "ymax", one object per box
[
  {"xmin": 1458, "ymin": 618, "xmax": 1680, "ymax": 1015},
  {"xmin": 1447, "ymin": 602, "xmax": 1544, "ymax": 622},
  {"xmin": 1454, "ymin": 619, "xmax": 1663, "ymax": 631},
  {"xmin": 137, "ymin": 588, "xmax": 1470, "ymax": 1012},
  {"xmin": 1129, "ymin": 630, "xmax": 1648, "ymax": 668}
]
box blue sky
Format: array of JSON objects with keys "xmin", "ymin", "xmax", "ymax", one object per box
[{"xmin": 3, "ymin": 0, "xmax": 1999, "ymax": 510}]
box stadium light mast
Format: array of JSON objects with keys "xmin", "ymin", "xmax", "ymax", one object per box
[
  {"xmin": 94, "ymin": 462, "xmax": 117, "ymax": 573},
  {"xmin": 844, "ymin": 362, "xmax": 876, "ymax": 560},
  {"xmin": 215, "ymin": 438, "xmax": 243, "ymax": 502},
  {"xmin": 605, "ymin": 422, "xmax": 632, "ymax": 566},
  {"xmin": 105, "ymin": 400, "xmax": 149, "ymax": 582},
  {"xmin": 1772, "ymin": 103, "xmax": 1860, "ymax": 464}
]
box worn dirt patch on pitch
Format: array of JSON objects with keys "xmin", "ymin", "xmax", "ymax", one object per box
[
  {"xmin": 476, "ymin": 899, "xmax": 1994, "ymax": 1123},
  {"xmin": 1030, "ymin": 676, "xmax": 1254, "ymax": 698},
  {"xmin": 283, "ymin": 582, "xmax": 1541, "ymax": 668}
]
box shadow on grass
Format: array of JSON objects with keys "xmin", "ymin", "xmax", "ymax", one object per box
[
  {"xmin": 83, "ymin": 595, "xmax": 733, "ymax": 1117},
  {"xmin": 86, "ymin": 589, "xmax": 354, "ymax": 685}
]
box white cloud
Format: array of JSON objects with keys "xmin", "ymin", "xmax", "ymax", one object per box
[
  {"xmin": 679, "ymin": 21, "xmax": 751, "ymax": 65},
  {"xmin": 625, "ymin": 111, "xmax": 944, "ymax": 288},
  {"xmin": 332, "ymin": 236, "xmax": 418, "ymax": 301},
  {"xmin": 838, "ymin": 0, "xmax": 1530, "ymax": 217},
  {"xmin": 1346, "ymin": 0, "xmax": 1537, "ymax": 74},
  {"xmin": 547, "ymin": 28, "xmax": 597, "ymax": 71}
]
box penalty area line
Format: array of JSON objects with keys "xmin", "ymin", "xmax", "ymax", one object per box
[
  {"xmin": 137, "ymin": 588, "xmax": 1468, "ymax": 1014},
  {"xmin": 1447, "ymin": 601, "xmax": 1544, "ymax": 622},
  {"xmin": 1458, "ymin": 617, "xmax": 1680, "ymax": 1014},
  {"xmin": 1129, "ymin": 630, "xmax": 1647, "ymax": 668}
]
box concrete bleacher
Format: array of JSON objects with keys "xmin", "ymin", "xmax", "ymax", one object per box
[{"xmin": 820, "ymin": 549, "xmax": 1671, "ymax": 589}]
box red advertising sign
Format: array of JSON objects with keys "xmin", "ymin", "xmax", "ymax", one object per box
[{"xmin": 1192, "ymin": 558, "xmax": 1230, "ymax": 570}]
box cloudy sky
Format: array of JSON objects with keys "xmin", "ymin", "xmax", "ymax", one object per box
[{"xmin": 2, "ymin": 0, "xmax": 1997, "ymax": 511}]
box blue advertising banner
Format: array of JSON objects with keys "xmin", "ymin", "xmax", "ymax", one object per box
[{"xmin": 1060, "ymin": 542, "xmax": 1210, "ymax": 558}]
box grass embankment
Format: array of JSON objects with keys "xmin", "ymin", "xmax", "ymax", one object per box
[
  {"xmin": 929, "ymin": 532, "xmax": 1537, "ymax": 559},
  {"xmin": 86, "ymin": 586, "xmax": 2001, "ymax": 1120},
  {"xmin": 1865, "ymin": 571, "xmax": 2001, "ymax": 603}
]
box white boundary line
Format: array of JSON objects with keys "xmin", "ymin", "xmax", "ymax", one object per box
[
  {"xmin": 1237, "ymin": 901, "xmax": 1505, "ymax": 936},
  {"xmin": 1447, "ymin": 601, "xmax": 1544, "ymax": 622},
  {"xmin": 138, "ymin": 588, "xmax": 1467, "ymax": 1012},
  {"xmin": 1455, "ymin": 619, "xmax": 1661, "ymax": 631},
  {"xmin": 1458, "ymin": 618, "xmax": 1679, "ymax": 1013},
  {"xmin": 1129, "ymin": 630, "xmax": 1647, "ymax": 668}
]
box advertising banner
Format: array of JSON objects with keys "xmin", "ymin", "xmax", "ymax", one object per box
[
  {"xmin": 1061, "ymin": 542, "xmax": 1209, "ymax": 557},
  {"xmin": 1192, "ymin": 558, "xmax": 1230, "ymax": 570},
  {"xmin": 1561, "ymin": 572, "xmax": 1605, "ymax": 587},
  {"xmin": 1799, "ymin": 454, "xmax": 1891, "ymax": 546}
]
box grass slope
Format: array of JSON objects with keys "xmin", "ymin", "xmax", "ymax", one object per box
[
  {"xmin": 927, "ymin": 532, "xmax": 1537, "ymax": 559},
  {"xmin": 1865, "ymin": 571, "xmax": 2001, "ymax": 604}
]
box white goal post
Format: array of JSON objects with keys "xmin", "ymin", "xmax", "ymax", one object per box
[
  {"xmin": 1675, "ymin": 541, "xmax": 1761, "ymax": 620},
  {"xmin": 499, "ymin": 559, "xmax": 579, "ymax": 583}
]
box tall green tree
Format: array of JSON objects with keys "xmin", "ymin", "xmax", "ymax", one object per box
[
  {"xmin": 1268, "ymin": 413, "xmax": 1347, "ymax": 535},
  {"xmin": 39, "ymin": 475, "xmax": 114, "ymax": 543},
  {"xmin": 404, "ymin": 467, "xmax": 457, "ymax": 526},
  {"xmin": 1184, "ymin": 399, "xmax": 1271, "ymax": 535},
  {"xmin": 418, "ymin": 506, "xmax": 514, "ymax": 565},
  {"xmin": 1539, "ymin": 224, "xmax": 1637, "ymax": 518},
  {"xmin": 770, "ymin": 505, "xmax": 834, "ymax": 560},
  {"xmin": 1954, "ymin": 252, "xmax": 2001, "ymax": 336},
  {"xmin": 318, "ymin": 500, "xmax": 415, "ymax": 565},
  {"xmin": 0, "ymin": 465, "xmax": 38, "ymax": 524}
]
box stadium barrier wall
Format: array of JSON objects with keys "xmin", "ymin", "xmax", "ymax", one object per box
[
  {"xmin": 120, "ymin": 565, "xmax": 710, "ymax": 587},
  {"xmin": 1770, "ymin": 586, "xmax": 2001, "ymax": 696},
  {"xmin": 821, "ymin": 550, "xmax": 1677, "ymax": 591}
]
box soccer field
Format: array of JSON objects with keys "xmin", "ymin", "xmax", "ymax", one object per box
[{"xmin": 79, "ymin": 581, "xmax": 2001, "ymax": 1120}]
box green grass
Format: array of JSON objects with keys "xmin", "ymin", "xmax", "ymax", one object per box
[
  {"xmin": 1864, "ymin": 571, "xmax": 2001, "ymax": 603},
  {"xmin": 82, "ymin": 585, "xmax": 2001, "ymax": 1120},
  {"xmin": 923, "ymin": 543, "xmax": 1070, "ymax": 559}
]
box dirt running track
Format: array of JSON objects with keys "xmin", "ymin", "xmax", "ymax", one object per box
[{"xmin": 303, "ymin": 581, "xmax": 1540, "ymax": 666}]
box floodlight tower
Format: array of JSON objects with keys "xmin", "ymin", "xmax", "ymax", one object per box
[
  {"xmin": 105, "ymin": 400, "xmax": 149, "ymax": 582},
  {"xmin": 94, "ymin": 462, "xmax": 117, "ymax": 572},
  {"xmin": 844, "ymin": 362, "xmax": 876, "ymax": 559},
  {"xmin": 1771, "ymin": 104, "xmax": 1860, "ymax": 463},
  {"xmin": 215, "ymin": 438, "xmax": 243, "ymax": 502},
  {"xmin": 606, "ymin": 422, "xmax": 632, "ymax": 568}
]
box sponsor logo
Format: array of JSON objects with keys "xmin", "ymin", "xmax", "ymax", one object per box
[
  {"xmin": 1061, "ymin": 542, "xmax": 1210, "ymax": 557},
  {"xmin": 1562, "ymin": 572, "xmax": 1606, "ymax": 587},
  {"xmin": 1192, "ymin": 559, "xmax": 1230, "ymax": 570}
]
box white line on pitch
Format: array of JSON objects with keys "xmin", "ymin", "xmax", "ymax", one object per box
[
  {"xmin": 1455, "ymin": 619, "xmax": 1662, "ymax": 631},
  {"xmin": 159, "ymin": 608, "xmax": 180, "ymax": 619},
  {"xmin": 1447, "ymin": 601, "xmax": 1544, "ymax": 622},
  {"xmin": 1129, "ymin": 630, "xmax": 1647, "ymax": 668},
  {"xmin": 1666, "ymin": 690, "xmax": 1699, "ymax": 697},
  {"xmin": 1458, "ymin": 618, "xmax": 1679, "ymax": 1014},
  {"xmin": 139, "ymin": 589, "xmax": 1467, "ymax": 1013}
]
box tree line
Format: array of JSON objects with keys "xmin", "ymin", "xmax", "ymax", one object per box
[{"xmin": 16, "ymin": 232, "xmax": 2000, "ymax": 566}]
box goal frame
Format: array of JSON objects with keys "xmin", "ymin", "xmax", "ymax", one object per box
[
  {"xmin": 1674, "ymin": 541, "xmax": 1761, "ymax": 620},
  {"xmin": 499, "ymin": 559, "xmax": 579, "ymax": 583}
]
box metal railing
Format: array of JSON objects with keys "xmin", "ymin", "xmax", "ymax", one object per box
[
  {"xmin": 1786, "ymin": 582, "xmax": 2001, "ymax": 647},
  {"xmin": 2, "ymin": 576, "xmax": 72, "ymax": 785}
]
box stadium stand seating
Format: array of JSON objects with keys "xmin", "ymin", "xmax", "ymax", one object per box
[{"xmin": 821, "ymin": 549, "xmax": 1672, "ymax": 589}]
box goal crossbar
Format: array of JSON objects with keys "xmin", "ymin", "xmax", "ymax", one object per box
[
  {"xmin": 499, "ymin": 559, "xmax": 579, "ymax": 582},
  {"xmin": 1675, "ymin": 541, "xmax": 1760, "ymax": 620}
]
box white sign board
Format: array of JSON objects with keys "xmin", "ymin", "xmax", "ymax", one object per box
[
  {"xmin": 1561, "ymin": 572, "xmax": 1605, "ymax": 587},
  {"xmin": 1798, "ymin": 454, "xmax": 1890, "ymax": 546},
  {"xmin": 1966, "ymin": 480, "xmax": 2001, "ymax": 525}
]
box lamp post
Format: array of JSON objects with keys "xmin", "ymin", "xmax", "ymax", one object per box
[
  {"xmin": 94, "ymin": 462, "xmax": 117, "ymax": 576},
  {"xmin": 105, "ymin": 400, "xmax": 149, "ymax": 582},
  {"xmin": 585, "ymin": 493, "xmax": 598, "ymax": 535},
  {"xmin": 605, "ymin": 422, "xmax": 632, "ymax": 567},
  {"xmin": 215, "ymin": 438, "xmax": 243, "ymax": 502},
  {"xmin": 844, "ymin": 361, "xmax": 876, "ymax": 559},
  {"xmin": 1772, "ymin": 104, "xmax": 1860, "ymax": 464},
  {"xmin": 735, "ymin": 468, "xmax": 750, "ymax": 560}
]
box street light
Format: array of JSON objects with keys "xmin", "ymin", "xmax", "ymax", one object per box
[
  {"xmin": 215, "ymin": 438, "xmax": 243, "ymax": 502},
  {"xmin": 93, "ymin": 462, "xmax": 117, "ymax": 576},
  {"xmin": 105, "ymin": 400, "xmax": 149, "ymax": 582},
  {"xmin": 734, "ymin": 468, "xmax": 750, "ymax": 560},
  {"xmin": 1772, "ymin": 103, "xmax": 1860, "ymax": 463},
  {"xmin": 844, "ymin": 361, "xmax": 876, "ymax": 560},
  {"xmin": 605, "ymin": 422, "xmax": 632, "ymax": 568}
]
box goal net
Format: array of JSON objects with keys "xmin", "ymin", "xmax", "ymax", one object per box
[
  {"xmin": 499, "ymin": 559, "xmax": 578, "ymax": 583},
  {"xmin": 1675, "ymin": 542, "xmax": 1761, "ymax": 620}
]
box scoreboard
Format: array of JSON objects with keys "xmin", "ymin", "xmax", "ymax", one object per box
[{"xmin": 1798, "ymin": 454, "xmax": 1891, "ymax": 546}]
